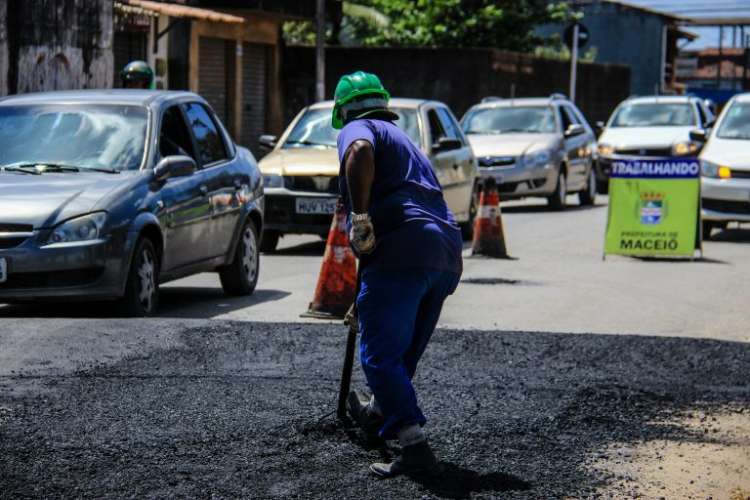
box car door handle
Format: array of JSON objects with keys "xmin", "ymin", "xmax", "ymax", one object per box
[{"xmin": 200, "ymin": 185, "xmax": 208, "ymax": 196}]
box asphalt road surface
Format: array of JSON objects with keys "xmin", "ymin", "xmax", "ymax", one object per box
[{"xmin": 1, "ymin": 196, "xmax": 748, "ymax": 498}]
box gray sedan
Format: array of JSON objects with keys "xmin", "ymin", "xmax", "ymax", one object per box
[{"xmin": 0, "ymin": 90, "xmax": 264, "ymax": 316}]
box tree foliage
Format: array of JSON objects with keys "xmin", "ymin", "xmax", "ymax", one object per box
[
  {"xmin": 345, "ymin": 0, "xmax": 576, "ymax": 51},
  {"xmin": 282, "ymin": 1, "xmax": 578, "ymax": 52}
]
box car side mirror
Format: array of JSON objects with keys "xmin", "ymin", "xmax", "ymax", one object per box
[
  {"xmin": 689, "ymin": 129, "xmax": 707, "ymax": 143},
  {"xmin": 259, "ymin": 134, "xmax": 277, "ymax": 151},
  {"xmin": 153, "ymin": 155, "xmax": 197, "ymax": 182},
  {"xmin": 564, "ymin": 123, "xmax": 585, "ymax": 138},
  {"xmin": 432, "ymin": 137, "xmax": 462, "ymax": 153}
]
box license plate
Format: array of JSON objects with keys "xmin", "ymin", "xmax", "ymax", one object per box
[
  {"xmin": 0, "ymin": 258, "xmax": 6, "ymax": 284},
  {"xmin": 295, "ymin": 198, "xmax": 337, "ymax": 215}
]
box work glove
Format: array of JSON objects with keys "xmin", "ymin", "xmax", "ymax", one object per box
[{"xmin": 350, "ymin": 213, "xmax": 375, "ymax": 255}]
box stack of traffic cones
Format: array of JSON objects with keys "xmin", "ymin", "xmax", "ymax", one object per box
[
  {"xmin": 302, "ymin": 200, "xmax": 358, "ymax": 319},
  {"xmin": 471, "ymin": 178, "xmax": 511, "ymax": 258}
]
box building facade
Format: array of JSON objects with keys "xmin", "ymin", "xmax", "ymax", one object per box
[
  {"xmin": 2, "ymin": 0, "xmax": 114, "ymax": 95},
  {"xmin": 537, "ymin": 0, "xmax": 694, "ymax": 96}
]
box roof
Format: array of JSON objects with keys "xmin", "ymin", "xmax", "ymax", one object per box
[
  {"xmin": 115, "ymin": 0, "xmax": 245, "ymax": 24},
  {"xmin": 681, "ymin": 17, "xmax": 750, "ymax": 27},
  {"xmin": 733, "ymin": 93, "xmax": 750, "ymax": 103},
  {"xmin": 0, "ymin": 89, "xmax": 198, "ymax": 106},
  {"xmin": 308, "ymin": 98, "xmax": 436, "ymax": 110},
  {"xmin": 472, "ymin": 97, "xmax": 565, "ymax": 109},
  {"xmin": 692, "ymin": 61, "xmax": 746, "ymax": 79},
  {"xmin": 694, "ymin": 47, "xmax": 746, "ymax": 57},
  {"xmin": 625, "ymin": 95, "xmax": 696, "ymax": 104},
  {"xmin": 572, "ymin": 0, "xmax": 685, "ymax": 21}
]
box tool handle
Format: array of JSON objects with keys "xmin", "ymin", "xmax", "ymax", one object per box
[
  {"xmin": 337, "ymin": 312, "xmax": 358, "ymax": 420},
  {"xmin": 337, "ymin": 266, "xmax": 363, "ymax": 421}
]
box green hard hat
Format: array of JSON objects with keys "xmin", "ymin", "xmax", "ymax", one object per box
[
  {"xmin": 121, "ymin": 60, "xmax": 154, "ymax": 89},
  {"xmin": 331, "ymin": 70, "xmax": 399, "ymax": 129}
]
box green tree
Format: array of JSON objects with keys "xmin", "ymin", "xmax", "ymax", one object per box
[
  {"xmin": 348, "ymin": 0, "xmax": 575, "ymax": 51},
  {"xmin": 283, "ymin": 1, "xmax": 577, "ymax": 51}
]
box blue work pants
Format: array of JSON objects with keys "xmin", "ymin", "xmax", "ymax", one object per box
[{"xmin": 357, "ymin": 267, "xmax": 459, "ymax": 440}]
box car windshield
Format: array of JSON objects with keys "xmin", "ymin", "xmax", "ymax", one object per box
[
  {"xmin": 0, "ymin": 104, "xmax": 148, "ymax": 171},
  {"xmin": 282, "ymin": 106, "xmax": 422, "ymax": 149},
  {"xmin": 716, "ymin": 102, "xmax": 750, "ymax": 140},
  {"xmin": 461, "ymin": 106, "xmax": 556, "ymax": 134},
  {"xmin": 610, "ymin": 103, "xmax": 695, "ymax": 127}
]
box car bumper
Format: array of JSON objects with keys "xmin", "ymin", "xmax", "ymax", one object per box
[
  {"xmin": 264, "ymin": 188, "xmax": 338, "ymax": 235},
  {"xmin": 476, "ymin": 163, "xmax": 557, "ymax": 199},
  {"xmin": 0, "ymin": 232, "xmax": 128, "ymax": 301},
  {"xmin": 701, "ymin": 177, "xmax": 750, "ymax": 223}
]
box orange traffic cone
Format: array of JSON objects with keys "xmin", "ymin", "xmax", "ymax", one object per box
[
  {"xmin": 471, "ymin": 178, "xmax": 511, "ymax": 258},
  {"xmin": 302, "ymin": 200, "xmax": 358, "ymax": 319}
]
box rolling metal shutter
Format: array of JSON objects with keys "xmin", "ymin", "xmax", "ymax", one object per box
[
  {"xmin": 241, "ymin": 43, "xmax": 269, "ymax": 154},
  {"xmin": 199, "ymin": 37, "xmax": 229, "ymax": 123},
  {"xmin": 113, "ymin": 32, "xmax": 147, "ymax": 84}
]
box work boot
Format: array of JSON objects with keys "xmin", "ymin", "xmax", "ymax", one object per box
[
  {"xmin": 347, "ymin": 390, "xmax": 383, "ymax": 440},
  {"xmin": 370, "ymin": 440, "xmax": 438, "ymax": 478}
]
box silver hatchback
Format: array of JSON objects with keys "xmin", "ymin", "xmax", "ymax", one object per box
[{"xmin": 461, "ymin": 95, "xmax": 597, "ymax": 210}]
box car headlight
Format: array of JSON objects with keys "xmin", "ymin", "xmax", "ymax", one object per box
[
  {"xmin": 701, "ymin": 160, "xmax": 731, "ymax": 179},
  {"xmin": 47, "ymin": 212, "xmax": 107, "ymax": 245},
  {"xmin": 262, "ymin": 173, "xmax": 284, "ymax": 188},
  {"xmin": 672, "ymin": 141, "xmax": 700, "ymax": 156},
  {"xmin": 521, "ymin": 150, "xmax": 552, "ymax": 168},
  {"xmin": 598, "ymin": 143, "xmax": 615, "ymax": 157}
]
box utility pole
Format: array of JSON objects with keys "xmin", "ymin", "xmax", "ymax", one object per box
[
  {"xmin": 569, "ymin": 23, "xmax": 579, "ymax": 103},
  {"xmin": 316, "ymin": 0, "xmax": 326, "ymax": 102}
]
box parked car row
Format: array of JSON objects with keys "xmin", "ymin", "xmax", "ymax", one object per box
[
  {"xmin": 257, "ymin": 93, "xmax": 604, "ymax": 251},
  {"xmin": 1, "ymin": 88, "xmax": 747, "ymax": 316}
]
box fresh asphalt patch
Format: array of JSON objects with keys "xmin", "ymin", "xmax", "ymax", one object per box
[{"xmin": 1, "ymin": 322, "xmax": 747, "ymax": 499}]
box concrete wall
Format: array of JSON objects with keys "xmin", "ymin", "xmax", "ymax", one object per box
[
  {"xmin": 7, "ymin": 0, "xmax": 113, "ymax": 95},
  {"xmin": 537, "ymin": 2, "xmax": 667, "ymax": 96},
  {"xmin": 282, "ymin": 47, "xmax": 630, "ymax": 126}
]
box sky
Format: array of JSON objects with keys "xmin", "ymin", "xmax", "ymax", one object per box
[{"xmin": 615, "ymin": 0, "xmax": 750, "ymax": 49}]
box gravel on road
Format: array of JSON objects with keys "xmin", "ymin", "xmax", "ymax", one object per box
[{"xmin": 1, "ymin": 321, "xmax": 748, "ymax": 499}]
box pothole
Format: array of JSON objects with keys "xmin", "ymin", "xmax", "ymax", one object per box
[{"xmin": 461, "ymin": 277, "xmax": 520, "ymax": 285}]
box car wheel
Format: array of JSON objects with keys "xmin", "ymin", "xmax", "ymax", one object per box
[
  {"xmin": 578, "ymin": 170, "xmax": 597, "ymax": 206},
  {"xmin": 459, "ymin": 185, "xmax": 479, "ymax": 241},
  {"xmin": 121, "ymin": 238, "xmax": 159, "ymax": 317},
  {"xmin": 547, "ymin": 170, "xmax": 567, "ymax": 211},
  {"xmin": 220, "ymin": 219, "xmax": 259, "ymax": 296},
  {"xmin": 259, "ymin": 229, "xmax": 279, "ymax": 253}
]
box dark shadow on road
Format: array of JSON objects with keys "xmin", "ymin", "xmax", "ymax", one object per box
[
  {"xmin": 632, "ymin": 255, "xmax": 729, "ymax": 265},
  {"xmin": 708, "ymin": 227, "xmax": 750, "ymax": 244},
  {"xmin": 0, "ymin": 288, "xmax": 289, "ymax": 319},
  {"xmin": 501, "ymin": 201, "xmax": 606, "ymax": 214},
  {"xmin": 267, "ymin": 239, "xmax": 326, "ymax": 256},
  {"xmin": 157, "ymin": 287, "xmax": 290, "ymax": 319},
  {"xmin": 410, "ymin": 463, "xmax": 531, "ymax": 499}
]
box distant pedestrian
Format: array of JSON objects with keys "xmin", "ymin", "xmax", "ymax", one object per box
[
  {"xmin": 334, "ymin": 71, "xmax": 463, "ymax": 477},
  {"xmin": 120, "ymin": 60, "xmax": 154, "ymax": 89}
]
